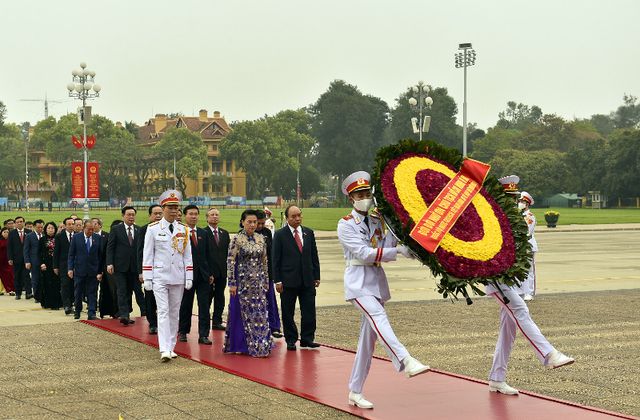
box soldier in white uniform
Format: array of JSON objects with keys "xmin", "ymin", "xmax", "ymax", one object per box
[
  {"xmin": 142, "ymin": 190, "xmax": 193, "ymax": 362},
  {"xmin": 518, "ymin": 191, "xmax": 537, "ymax": 301},
  {"xmin": 338, "ymin": 171, "xmax": 429, "ymax": 410},
  {"xmin": 486, "ymin": 177, "xmax": 574, "ymax": 395}
]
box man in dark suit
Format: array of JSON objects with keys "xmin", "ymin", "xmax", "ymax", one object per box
[
  {"xmin": 178, "ymin": 205, "xmax": 213, "ymax": 344},
  {"xmin": 106, "ymin": 206, "xmax": 142, "ymax": 325},
  {"xmin": 273, "ymin": 205, "xmax": 321, "ymax": 351},
  {"xmin": 137, "ymin": 204, "xmax": 163, "ymax": 334},
  {"xmin": 24, "ymin": 219, "xmax": 44, "ymax": 302},
  {"xmin": 68, "ymin": 219, "xmax": 103, "ymax": 320},
  {"xmin": 7, "ymin": 216, "xmax": 32, "ymax": 299},
  {"xmin": 93, "ymin": 218, "xmax": 116, "ymax": 318},
  {"xmin": 53, "ymin": 217, "xmax": 75, "ymax": 314},
  {"xmin": 205, "ymin": 207, "xmax": 230, "ymax": 330}
]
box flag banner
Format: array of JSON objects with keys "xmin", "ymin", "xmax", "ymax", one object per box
[
  {"xmin": 86, "ymin": 134, "xmax": 96, "ymax": 149},
  {"xmin": 71, "ymin": 135, "xmax": 83, "ymax": 149},
  {"xmin": 87, "ymin": 162, "xmax": 100, "ymax": 199},
  {"xmin": 71, "ymin": 162, "xmax": 84, "ymax": 199}
]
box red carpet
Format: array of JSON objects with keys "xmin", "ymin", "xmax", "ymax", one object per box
[{"xmin": 83, "ymin": 317, "xmax": 633, "ymax": 420}]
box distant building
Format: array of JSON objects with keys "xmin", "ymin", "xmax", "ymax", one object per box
[{"xmin": 137, "ymin": 109, "xmax": 246, "ymax": 198}]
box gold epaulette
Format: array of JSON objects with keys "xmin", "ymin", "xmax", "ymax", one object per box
[
  {"xmin": 149, "ymin": 221, "xmax": 159, "ymax": 226},
  {"xmin": 342, "ymin": 214, "xmax": 353, "ymax": 221}
]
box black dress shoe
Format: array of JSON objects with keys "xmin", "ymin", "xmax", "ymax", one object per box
[
  {"xmin": 300, "ymin": 341, "xmax": 321, "ymax": 350},
  {"xmin": 271, "ymin": 330, "xmax": 284, "ymax": 338},
  {"xmin": 211, "ymin": 323, "xmax": 226, "ymax": 330},
  {"xmin": 26, "ymin": 294, "xmax": 33, "ymax": 300},
  {"xmin": 198, "ymin": 337, "xmax": 213, "ymax": 345},
  {"xmin": 140, "ymin": 311, "xmax": 147, "ymax": 317},
  {"xmin": 120, "ymin": 317, "xmax": 135, "ymax": 326},
  {"xmin": 149, "ymin": 327, "xmax": 158, "ymax": 334},
  {"xmin": 74, "ymin": 313, "xmax": 80, "ymax": 320},
  {"xmin": 15, "ymin": 295, "xmax": 21, "ymax": 300},
  {"xmin": 178, "ymin": 333, "xmax": 188, "ymax": 342},
  {"xmin": 87, "ymin": 315, "xmax": 97, "ymax": 320},
  {"xmin": 34, "ymin": 299, "xmax": 40, "ymax": 304},
  {"xmin": 64, "ymin": 307, "xmax": 73, "ymax": 315},
  {"xmin": 286, "ymin": 343, "xmax": 296, "ymax": 351}
]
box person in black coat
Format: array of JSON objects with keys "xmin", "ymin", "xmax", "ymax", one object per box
[
  {"xmin": 137, "ymin": 204, "xmax": 163, "ymax": 334},
  {"xmin": 205, "ymin": 207, "xmax": 230, "ymax": 330},
  {"xmin": 178, "ymin": 205, "xmax": 213, "ymax": 344},
  {"xmin": 93, "ymin": 218, "xmax": 116, "ymax": 318},
  {"xmin": 39, "ymin": 222, "xmax": 62, "ymax": 310},
  {"xmin": 7, "ymin": 216, "xmax": 32, "ymax": 299},
  {"xmin": 23, "ymin": 219, "xmax": 44, "ymax": 302},
  {"xmin": 68, "ymin": 220, "xmax": 103, "ymax": 320},
  {"xmin": 53, "ymin": 217, "xmax": 75, "ymax": 314},
  {"xmin": 272, "ymin": 205, "xmax": 321, "ymax": 351},
  {"xmin": 106, "ymin": 206, "xmax": 143, "ymax": 325}
]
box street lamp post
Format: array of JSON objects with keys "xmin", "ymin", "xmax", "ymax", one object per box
[
  {"xmin": 25, "ymin": 136, "xmax": 29, "ymax": 212},
  {"xmin": 66, "ymin": 62, "xmax": 101, "ymax": 220},
  {"xmin": 408, "ymin": 81, "xmax": 434, "ymax": 141},
  {"xmin": 296, "ymin": 150, "xmax": 301, "ymax": 206},
  {"xmin": 455, "ymin": 43, "xmax": 476, "ymax": 157}
]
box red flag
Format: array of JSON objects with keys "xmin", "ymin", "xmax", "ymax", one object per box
[
  {"xmin": 71, "ymin": 162, "xmax": 84, "ymax": 199},
  {"xmin": 71, "ymin": 135, "xmax": 83, "ymax": 149},
  {"xmin": 86, "ymin": 134, "xmax": 96, "ymax": 149},
  {"xmin": 87, "ymin": 162, "xmax": 100, "ymax": 199}
]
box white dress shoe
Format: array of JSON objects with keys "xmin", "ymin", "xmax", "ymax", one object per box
[
  {"xmin": 403, "ymin": 356, "xmax": 430, "ymax": 378},
  {"xmin": 160, "ymin": 351, "xmax": 171, "ymax": 362},
  {"xmin": 348, "ymin": 391, "xmax": 374, "ymax": 409},
  {"xmin": 545, "ymin": 349, "xmax": 575, "ymax": 369},
  {"xmin": 523, "ymin": 294, "xmax": 533, "ymax": 301},
  {"xmin": 488, "ymin": 380, "xmax": 519, "ymax": 395},
  {"xmin": 170, "ymin": 351, "xmax": 178, "ymax": 359}
]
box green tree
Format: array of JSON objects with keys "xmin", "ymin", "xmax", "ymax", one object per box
[
  {"xmin": 602, "ymin": 129, "xmax": 640, "ymax": 199},
  {"xmin": 612, "ymin": 94, "xmax": 640, "ymax": 129},
  {"xmin": 496, "ymin": 101, "xmax": 543, "ymax": 130},
  {"xmin": 589, "ymin": 114, "xmax": 616, "ymax": 137},
  {"xmin": 471, "ymin": 127, "xmax": 523, "ymax": 162},
  {"xmin": 0, "ymin": 123, "xmax": 26, "ymax": 197},
  {"xmin": 221, "ymin": 109, "xmax": 316, "ymax": 198},
  {"xmin": 310, "ymin": 80, "xmax": 389, "ymax": 182},
  {"xmin": 489, "ymin": 149, "xmax": 570, "ymax": 199},
  {"xmin": 388, "ymin": 86, "xmax": 460, "ymax": 149},
  {"xmin": 153, "ymin": 127, "xmax": 208, "ymax": 196}
]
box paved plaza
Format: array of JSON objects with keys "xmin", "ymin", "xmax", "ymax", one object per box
[{"xmin": 0, "ymin": 225, "xmax": 638, "ymax": 418}]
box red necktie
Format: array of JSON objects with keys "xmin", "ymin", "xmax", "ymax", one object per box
[
  {"xmin": 294, "ymin": 229, "xmax": 303, "ymax": 253},
  {"xmin": 214, "ymin": 228, "xmax": 219, "ymax": 245},
  {"xmin": 127, "ymin": 226, "xmax": 133, "ymax": 246},
  {"xmin": 191, "ymin": 229, "xmax": 198, "ymax": 247},
  {"xmin": 19, "ymin": 231, "xmax": 24, "ymax": 243}
]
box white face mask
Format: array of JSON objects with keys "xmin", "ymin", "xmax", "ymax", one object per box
[
  {"xmin": 517, "ymin": 202, "xmax": 527, "ymax": 210},
  {"xmin": 353, "ymin": 198, "xmax": 373, "ymax": 213}
]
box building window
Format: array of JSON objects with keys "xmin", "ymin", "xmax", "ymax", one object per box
[{"xmin": 203, "ymin": 180, "xmax": 209, "ymax": 193}]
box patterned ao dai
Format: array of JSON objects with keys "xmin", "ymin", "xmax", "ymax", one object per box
[{"xmin": 223, "ymin": 231, "xmax": 273, "ymax": 357}]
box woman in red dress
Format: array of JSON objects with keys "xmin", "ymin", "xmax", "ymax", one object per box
[{"xmin": 0, "ymin": 227, "xmax": 15, "ymax": 295}]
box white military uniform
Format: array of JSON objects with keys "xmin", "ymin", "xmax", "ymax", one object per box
[
  {"xmin": 485, "ymin": 188, "xmax": 553, "ymax": 382},
  {"xmin": 142, "ymin": 217, "xmax": 193, "ymax": 354},
  {"xmin": 338, "ymin": 208, "xmax": 411, "ymax": 394},
  {"xmin": 519, "ymin": 208, "xmax": 538, "ymax": 297}
]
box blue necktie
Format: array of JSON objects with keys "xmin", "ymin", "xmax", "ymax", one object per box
[{"xmin": 86, "ymin": 237, "xmax": 91, "ymax": 253}]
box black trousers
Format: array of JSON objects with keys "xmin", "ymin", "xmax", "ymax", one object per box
[
  {"xmin": 60, "ymin": 272, "xmax": 74, "ymax": 309},
  {"xmin": 115, "ymin": 271, "xmax": 140, "ymax": 318},
  {"xmin": 13, "ymin": 263, "xmax": 31, "ymax": 297},
  {"xmin": 145, "ymin": 289, "xmax": 157, "ymax": 328},
  {"xmin": 280, "ymin": 285, "xmax": 316, "ymax": 345},
  {"xmin": 178, "ymin": 276, "xmax": 211, "ymax": 338},
  {"xmin": 210, "ymin": 276, "xmax": 226, "ymax": 326}
]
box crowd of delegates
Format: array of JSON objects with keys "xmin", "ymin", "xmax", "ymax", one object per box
[{"xmin": 0, "ymin": 204, "xmax": 321, "ymax": 361}]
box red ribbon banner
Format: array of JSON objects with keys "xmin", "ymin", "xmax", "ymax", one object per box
[
  {"xmin": 71, "ymin": 162, "xmax": 84, "ymax": 199},
  {"xmin": 410, "ymin": 158, "xmax": 491, "ymax": 253}
]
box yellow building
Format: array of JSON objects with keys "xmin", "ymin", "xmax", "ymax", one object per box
[{"xmin": 137, "ymin": 110, "xmax": 246, "ymax": 198}]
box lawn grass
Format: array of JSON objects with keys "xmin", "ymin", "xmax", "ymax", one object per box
[{"xmin": 1, "ymin": 207, "xmax": 639, "ymax": 232}]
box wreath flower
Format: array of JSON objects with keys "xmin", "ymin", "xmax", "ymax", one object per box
[{"xmin": 372, "ymin": 139, "xmax": 532, "ymax": 300}]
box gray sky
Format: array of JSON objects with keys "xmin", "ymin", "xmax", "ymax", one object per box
[{"xmin": 2, "ymin": 0, "xmax": 639, "ymax": 131}]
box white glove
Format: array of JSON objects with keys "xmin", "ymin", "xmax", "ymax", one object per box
[
  {"xmin": 143, "ymin": 280, "xmax": 153, "ymax": 291},
  {"xmin": 185, "ymin": 279, "xmax": 193, "ymax": 290},
  {"xmin": 396, "ymin": 245, "xmax": 413, "ymax": 258}
]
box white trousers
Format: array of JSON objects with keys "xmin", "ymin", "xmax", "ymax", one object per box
[
  {"xmin": 520, "ymin": 254, "xmax": 537, "ymax": 296},
  {"xmin": 348, "ymin": 296, "xmax": 410, "ymax": 394},
  {"xmin": 153, "ymin": 283, "xmax": 184, "ymax": 353},
  {"xmin": 489, "ymin": 288, "xmax": 554, "ymax": 382}
]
